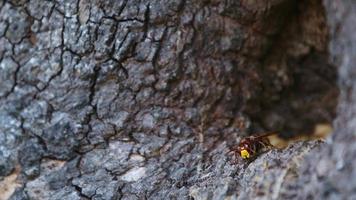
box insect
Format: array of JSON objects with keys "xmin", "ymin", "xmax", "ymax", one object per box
[{"xmin": 234, "ymin": 132, "xmax": 277, "ymax": 159}]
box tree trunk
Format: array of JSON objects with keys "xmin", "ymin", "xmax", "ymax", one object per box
[{"xmin": 0, "ymin": 0, "xmax": 353, "ymax": 199}]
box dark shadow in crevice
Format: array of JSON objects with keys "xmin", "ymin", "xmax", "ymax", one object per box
[{"xmin": 244, "ymin": 0, "xmax": 339, "ymax": 138}]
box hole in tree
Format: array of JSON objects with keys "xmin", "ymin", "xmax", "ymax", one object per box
[{"xmin": 244, "ymin": 0, "xmax": 339, "ymax": 138}]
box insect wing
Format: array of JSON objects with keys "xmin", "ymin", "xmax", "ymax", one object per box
[{"xmin": 254, "ymin": 131, "xmax": 278, "ymax": 139}]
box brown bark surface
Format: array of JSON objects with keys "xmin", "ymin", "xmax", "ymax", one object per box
[{"xmin": 0, "ymin": 0, "xmax": 353, "ymax": 199}]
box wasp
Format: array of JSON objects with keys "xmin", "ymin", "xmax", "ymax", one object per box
[{"xmin": 233, "ymin": 132, "xmax": 277, "ymax": 159}]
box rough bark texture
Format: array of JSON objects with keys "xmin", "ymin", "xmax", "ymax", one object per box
[
  {"xmin": 0, "ymin": 0, "xmax": 353, "ymax": 200},
  {"xmin": 293, "ymin": 1, "xmax": 356, "ymax": 199}
]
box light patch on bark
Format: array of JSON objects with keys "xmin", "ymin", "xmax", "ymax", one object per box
[
  {"xmin": 129, "ymin": 154, "xmax": 145, "ymax": 163},
  {"xmin": 40, "ymin": 159, "xmax": 66, "ymax": 173},
  {"xmin": 0, "ymin": 166, "xmax": 21, "ymax": 200},
  {"xmin": 120, "ymin": 167, "xmax": 146, "ymax": 182},
  {"xmin": 79, "ymin": 0, "xmax": 90, "ymax": 25}
]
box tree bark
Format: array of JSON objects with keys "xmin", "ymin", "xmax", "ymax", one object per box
[{"xmin": 0, "ymin": 0, "xmax": 353, "ymax": 200}]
